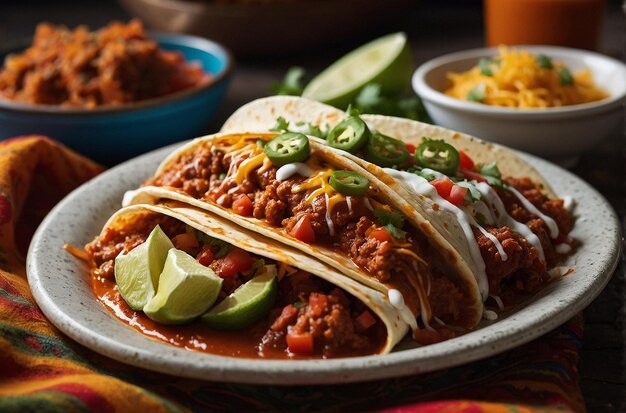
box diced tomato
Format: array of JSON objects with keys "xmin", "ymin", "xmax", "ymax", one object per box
[
  {"xmin": 171, "ymin": 232, "xmax": 199, "ymax": 251},
  {"xmin": 448, "ymin": 184, "xmax": 468, "ymax": 206},
  {"xmin": 355, "ymin": 310, "xmax": 377, "ymax": 331},
  {"xmin": 430, "ymin": 178, "xmax": 454, "ymax": 199},
  {"xmin": 308, "ymin": 293, "xmax": 328, "ymax": 317},
  {"xmin": 286, "ymin": 331, "xmax": 314, "ymax": 355},
  {"xmin": 458, "ymin": 150, "xmax": 474, "ymax": 170},
  {"xmin": 218, "ymin": 248, "xmax": 254, "ymax": 277},
  {"xmin": 461, "ymin": 169, "xmax": 486, "ymax": 182},
  {"xmin": 405, "ymin": 143, "xmax": 416, "ymax": 154},
  {"xmin": 289, "ymin": 215, "xmax": 316, "ymax": 243},
  {"xmin": 370, "ymin": 227, "xmax": 392, "ymax": 243},
  {"xmin": 232, "ymin": 194, "xmax": 254, "ymax": 216},
  {"xmin": 196, "ymin": 245, "xmax": 215, "ymax": 267}
]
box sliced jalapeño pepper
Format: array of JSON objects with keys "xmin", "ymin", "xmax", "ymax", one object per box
[
  {"xmin": 326, "ymin": 117, "xmax": 370, "ymax": 153},
  {"xmin": 365, "ymin": 133, "xmax": 410, "ymax": 168},
  {"xmin": 329, "ymin": 170, "xmax": 369, "ymax": 196},
  {"xmin": 414, "ymin": 139, "xmax": 460, "ymax": 176},
  {"xmin": 264, "ymin": 132, "xmax": 310, "ymax": 166}
]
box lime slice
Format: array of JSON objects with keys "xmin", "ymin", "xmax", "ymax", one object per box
[
  {"xmin": 202, "ymin": 268, "xmax": 278, "ymax": 330},
  {"xmin": 302, "ymin": 32, "xmax": 413, "ymax": 109},
  {"xmin": 143, "ymin": 249, "xmax": 223, "ymax": 325},
  {"xmin": 114, "ymin": 225, "xmax": 174, "ymax": 310}
]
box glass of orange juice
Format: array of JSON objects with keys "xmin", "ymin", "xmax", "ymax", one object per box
[{"xmin": 484, "ymin": 0, "xmax": 607, "ymax": 50}]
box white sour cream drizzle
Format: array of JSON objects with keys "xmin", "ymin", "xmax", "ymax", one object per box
[
  {"xmin": 324, "ymin": 193, "xmax": 335, "ymax": 237},
  {"xmin": 475, "ymin": 182, "xmax": 546, "ymax": 262},
  {"xmin": 275, "ymin": 162, "xmax": 313, "ymax": 182},
  {"xmin": 555, "ymin": 243, "xmax": 572, "ymax": 254},
  {"xmin": 562, "ymin": 195, "xmax": 574, "ymax": 212},
  {"xmin": 483, "ymin": 310, "xmax": 498, "ymax": 321},
  {"xmin": 388, "ymin": 289, "xmax": 418, "ymax": 332},
  {"xmin": 507, "ymin": 186, "xmax": 559, "ymax": 239},
  {"xmin": 461, "ymin": 205, "xmax": 508, "ymax": 262},
  {"xmin": 384, "ymin": 168, "xmax": 490, "ymax": 301},
  {"xmin": 346, "ymin": 196, "xmax": 353, "ymax": 214},
  {"xmin": 421, "ymin": 168, "xmax": 448, "ymax": 180}
]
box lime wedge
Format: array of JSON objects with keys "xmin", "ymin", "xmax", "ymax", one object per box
[
  {"xmin": 144, "ymin": 249, "xmax": 223, "ymax": 324},
  {"xmin": 114, "ymin": 225, "xmax": 174, "ymax": 311},
  {"xmin": 302, "ymin": 32, "xmax": 413, "ymax": 109},
  {"xmin": 202, "ymin": 268, "xmax": 278, "ymax": 330}
]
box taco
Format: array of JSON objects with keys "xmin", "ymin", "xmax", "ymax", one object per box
[
  {"xmin": 220, "ymin": 96, "xmax": 576, "ymax": 313},
  {"xmin": 125, "ymin": 131, "xmax": 485, "ymax": 344},
  {"xmin": 83, "ymin": 200, "xmax": 410, "ymax": 358}
]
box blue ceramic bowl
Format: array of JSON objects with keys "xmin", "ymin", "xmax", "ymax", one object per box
[{"xmin": 0, "ymin": 33, "xmax": 233, "ymax": 165}]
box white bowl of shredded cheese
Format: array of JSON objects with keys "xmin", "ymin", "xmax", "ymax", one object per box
[{"xmin": 413, "ymin": 46, "xmax": 626, "ymax": 165}]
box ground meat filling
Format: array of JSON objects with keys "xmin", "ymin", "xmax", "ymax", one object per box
[
  {"xmin": 473, "ymin": 177, "xmax": 573, "ymax": 297},
  {"xmin": 261, "ymin": 274, "xmax": 384, "ymax": 357},
  {"xmin": 85, "ymin": 215, "xmax": 384, "ymax": 356},
  {"xmin": 85, "ymin": 214, "xmax": 186, "ymax": 279},
  {"xmin": 145, "ymin": 145, "xmax": 435, "ymax": 286}
]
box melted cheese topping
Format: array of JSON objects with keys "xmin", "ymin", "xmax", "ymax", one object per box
[
  {"xmin": 292, "ymin": 169, "xmax": 348, "ymax": 221},
  {"xmin": 234, "ymin": 152, "xmax": 265, "ymax": 185}
]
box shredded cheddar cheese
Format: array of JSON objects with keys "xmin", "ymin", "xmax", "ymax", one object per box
[
  {"xmin": 234, "ymin": 152, "xmax": 265, "ymax": 184},
  {"xmin": 445, "ymin": 46, "xmax": 608, "ymax": 108}
]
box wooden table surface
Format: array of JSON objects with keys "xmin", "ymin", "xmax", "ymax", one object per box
[{"xmin": 1, "ymin": 1, "xmax": 624, "ymax": 411}]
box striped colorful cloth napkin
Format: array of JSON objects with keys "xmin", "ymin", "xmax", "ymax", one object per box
[{"xmin": 0, "ymin": 136, "xmax": 585, "ymax": 413}]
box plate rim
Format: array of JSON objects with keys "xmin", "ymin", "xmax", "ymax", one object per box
[{"xmin": 26, "ymin": 143, "xmax": 622, "ymax": 385}]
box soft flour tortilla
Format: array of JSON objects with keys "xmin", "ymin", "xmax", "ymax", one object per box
[
  {"xmin": 124, "ymin": 131, "xmax": 484, "ymax": 331},
  {"xmin": 101, "ymin": 200, "xmax": 410, "ymax": 355},
  {"xmin": 219, "ymin": 96, "xmax": 561, "ymax": 299}
]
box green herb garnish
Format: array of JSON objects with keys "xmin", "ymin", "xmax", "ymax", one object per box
[
  {"xmin": 467, "ymin": 83, "xmax": 486, "ymax": 103},
  {"xmin": 479, "ymin": 58, "xmax": 494, "ymax": 77},
  {"xmin": 373, "ymin": 209, "xmax": 407, "ymax": 239},
  {"xmin": 536, "ymin": 54, "xmax": 553, "ymax": 69},
  {"xmin": 557, "ymin": 67, "xmax": 574, "ymax": 85}
]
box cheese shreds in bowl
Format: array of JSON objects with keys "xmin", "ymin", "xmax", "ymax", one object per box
[{"xmin": 444, "ymin": 46, "xmax": 609, "ymax": 108}]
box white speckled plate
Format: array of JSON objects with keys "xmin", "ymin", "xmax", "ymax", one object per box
[{"xmin": 26, "ymin": 143, "xmax": 621, "ymax": 384}]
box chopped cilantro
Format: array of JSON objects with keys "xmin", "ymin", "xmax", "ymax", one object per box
[
  {"xmin": 195, "ymin": 231, "xmax": 233, "ymax": 257},
  {"xmin": 479, "ymin": 58, "xmax": 494, "ymax": 77},
  {"xmin": 467, "ymin": 83, "xmax": 486, "ymax": 103},
  {"xmin": 270, "ymin": 116, "xmax": 290, "ymax": 132},
  {"xmin": 557, "ymin": 67, "xmax": 574, "ymax": 85},
  {"xmin": 373, "ymin": 209, "xmax": 407, "ymax": 239},
  {"xmin": 293, "ymin": 301, "xmax": 307, "ymax": 309},
  {"xmin": 478, "ymin": 161, "xmax": 501, "ymax": 178},
  {"xmin": 294, "ymin": 121, "xmax": 326, "ymax": 139},
  {"xmin": 271, "ymin": 67, "xmax": 306, "ymax": 96},
  {"xmin": 405, "ymin": 166, "xmax": 436, "ymax": 181},
  {"xmin": 536, "ymin": 54, "xmax": 553, "ymax": 69},
  {"xmin": 385, "ymin": 223, "xmax": 407, "ymax": 239},
  {"xmin": 455, "ymin": 180, "xmax": 482, "ymax": 201}
]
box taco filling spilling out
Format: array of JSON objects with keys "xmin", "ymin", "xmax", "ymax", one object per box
[
  {"xmin": 84, "ymin": 211, "xmax": 387, "ymax": 359},
  {"xmin": 143, "ymin": 133, "xmax": 479, "ymax": 344}
]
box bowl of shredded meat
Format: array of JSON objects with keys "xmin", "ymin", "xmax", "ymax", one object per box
[{"xmin": 0, "ymin": 20, "xmax": 233, "ymax": 164}]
